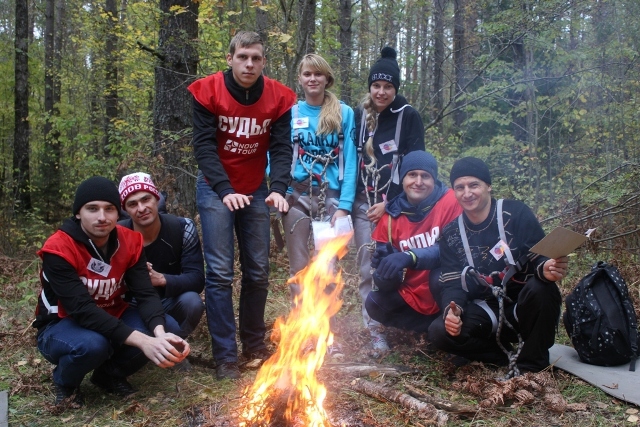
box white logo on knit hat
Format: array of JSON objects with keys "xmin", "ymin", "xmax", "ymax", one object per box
[
  {"xmin": 118, "ymin": 172, "xmax": 160, "ymax": 206},
  {"xmin": 370, "ymin": 72, "xmax": 394, "ymax": 83}
]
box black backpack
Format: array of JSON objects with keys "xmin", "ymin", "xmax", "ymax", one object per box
[{"xmin": 563, "ymin": 261, "xmax": 638, "ymax": 371}]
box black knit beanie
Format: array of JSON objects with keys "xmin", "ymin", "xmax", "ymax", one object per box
[
  {"xmin": 449, "ymin": 157, "xmax": 492, "ymax": 187},
  {"xmin": 368, "ymin": 47, "xmax": 401, "ymax": 92},
  {"xmin": 399, "ymin": 151, "xmax": 438, "ymax": 182},
  {"xmin": 73, "ymin": 176, "xmax": 121, "ymax": 215}
]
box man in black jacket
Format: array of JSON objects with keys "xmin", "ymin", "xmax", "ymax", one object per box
[
  {"xmin": 428, "ymin": 158, "xmax": 568, "ymax": 374},
  {"xmin": 119, "ymin": 172, "xmax": 204, "ymax": 341},
  {"xmin": 34, "ymin": 177, "xmax": 189, "ymax": 407}
]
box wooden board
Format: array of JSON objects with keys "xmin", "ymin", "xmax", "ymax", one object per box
[{"xmin": 549, "ymin": 344, "xmax": 640, "ymax": 406}]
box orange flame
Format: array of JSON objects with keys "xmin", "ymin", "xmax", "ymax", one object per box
[{"xmin": 239, "ymin": 233, "xmax": 352, "ymax": 427}]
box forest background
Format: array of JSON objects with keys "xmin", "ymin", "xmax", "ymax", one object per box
[
  {"xmin": 3, "ymin": 0, "xmax": 640, "ymax": 425},
  {"xmin": 4, "ymin": 0, "xmax": 640, "ymax": 258}
]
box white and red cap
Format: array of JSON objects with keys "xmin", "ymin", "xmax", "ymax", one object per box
[{"xmin": 118, "ymin": 172, "xmax": 160, "ymax": 207}]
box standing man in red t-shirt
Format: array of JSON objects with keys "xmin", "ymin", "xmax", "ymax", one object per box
[
  {"xmin": 188, "ymin": 31, "xmax": 296, "ymax": 380},
  {"xmin": 367, "ymin": 151, "xmax": 462, "ymax": 337}
]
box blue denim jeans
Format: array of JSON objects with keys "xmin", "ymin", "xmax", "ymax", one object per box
[
  {"xmin": 37, "ymin": 307, "xmax": 167, "ymax": 388},
  {"xmin": 130, "ymin": 292, "xmax": 203, "ymax": 338},
  {"xmin": 365, "ymin": 288, "xmax": 439, "ymax": 333},
  {"xmin": 197, "ymin": 173, "xmax": 271, "ymax": 364},
  {"xmin": 162, "ymin": 292, "xmax": 205, "ymax": 338}
]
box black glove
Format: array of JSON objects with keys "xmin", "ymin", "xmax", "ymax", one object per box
[
  {"xmin": 376, "ymin": 251, "xmax": 414, "ymax": 280},
  {"xmin": 371, "ymin": 242, "xmax": 397, "ymax": 269}
]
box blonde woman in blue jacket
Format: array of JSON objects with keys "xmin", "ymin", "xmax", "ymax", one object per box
[{"xmin": 283, "ymin": 55, "xmax": 356, "ymax": 358}]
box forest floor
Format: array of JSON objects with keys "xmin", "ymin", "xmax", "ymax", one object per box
[{"xmin": 2, "ymin": 241, "xmax": 640, "ymax": 427}]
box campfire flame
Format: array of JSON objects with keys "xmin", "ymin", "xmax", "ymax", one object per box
[{"xmin": 239, "ymin": 234, "xmax": 352, "ymax": 427}]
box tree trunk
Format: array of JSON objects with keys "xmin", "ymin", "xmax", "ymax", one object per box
[
  {"xmin": 524, "ymin": 42, "xmax": 539, "ymax": 207},
  {"xmin": 432, "ymin": 0, "xmax": 445, "ymax": 130},
  {"xmin": 452, "ymin": 0, "xmax": 466, "ymax": 129},
  {"xmin": 43, "ymin": 0, "xmax": 61, "ymax": 222},
  {"xmin": 419, "ymin": 2, "xmax": 430, "ymax": 119},
  {"xmin": 403, "ymin": 9, "xmax": 413, "ymax": 104},
  {"xmin": 382, "ymin": 0, "xmax": 398, "ymax": 48},
  {"xmin": 289, "ymin": 0, "xmax": 316, "ymax": 87},
  {"xmin": 104, "ymin": 0, "xmax": 118, "ymax": 154},
  {"xmin": 256, "ymin": 0, "xmax": 269, "ymax": 75},
  {"xmin": 358, "ymin": 0, "xmax": 369, "ymax": 81},
  {"xmin": 153, "ymin": 0, "xmax": 199, "ymax": 216},
  {"xmin": 13, "ymin": 0, "xmax": 31, "ymax": 212},
  {"xmin": 337, "ymin": 0, "xmax": 353, "ymax": 104},
  {"xmin": 297, "ymin": 0, "xmax": 315, "ymax": 54}
]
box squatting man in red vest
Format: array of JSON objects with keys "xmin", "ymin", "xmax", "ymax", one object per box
[
  {"xmin": 367, "ymin": 150, "xmax": 462, "ymax": 335},
  {"xmin": 188, "ymin": 31, "xmax": 296, "ymax": 380},
  {"xmin": 33, "ymin": 177, "xmax": 190, "ymax": 407}
]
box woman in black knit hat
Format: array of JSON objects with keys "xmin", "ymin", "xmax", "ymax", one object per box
[{"xmin": 352, "ymin": 46, "xmax": 426, "ymax": 355}]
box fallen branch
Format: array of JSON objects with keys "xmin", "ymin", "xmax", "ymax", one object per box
[
  {"xmin": 404, "ymin": 383, "xmax": 478, "ymax": 415},
  {"xmin": 349, "ymin": 378, "xmax": 448, "ymax": 426},
  {"xmin": 324, "ymin": 363, "xmax": 416, "ymax": 377}
]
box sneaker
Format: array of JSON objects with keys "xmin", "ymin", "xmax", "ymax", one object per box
[
  {"xmin": 90, "ymin": 370, "xmax": 137, "ymax": 397},
  {"xmin": 54, "ymin": 384, "xmax": 84, "ymax": 408},
  {"xmin": 327, "ymin": 341, "xmax": 344, "ymax": 361},
  {"xmin": 215, "ymin": 362, "xmax": 241, "ymax": 380},
  {"xmin": 369, "ymin": 331, "xmax": 390, "ymax": 358}
]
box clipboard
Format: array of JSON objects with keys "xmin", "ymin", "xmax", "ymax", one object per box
[{"xmin": 529, "ymin": 227, "xmax": 594, "ymax": 259}]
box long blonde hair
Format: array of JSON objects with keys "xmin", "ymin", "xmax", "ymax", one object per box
[
  {"xmin": 297, "ymin": 54, "xmax": 342, "ymax": 136},
  {"xmin": 360, "ymin": 93, "xmax": 379, "ymax": 167}
]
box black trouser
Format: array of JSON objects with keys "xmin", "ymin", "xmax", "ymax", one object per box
[
  {"xmin": 428, "ymin": 277, "xmax": 562, "ymax": 372},
  {"xmin": 365, "ymin": 288, "xmax": 440, "ymax": 333}
]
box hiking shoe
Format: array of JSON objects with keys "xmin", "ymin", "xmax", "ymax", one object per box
[
  {"xmin": 327, "ymin": 341, "xmax": 344, "ymax": 361},
  {"xmin": 215, "ymin": 362, "xmax": 241, "ymax": 380},
  {"xmin": 54, "ymin": 384, "xmax": 84, "ymax": 408},
  {"xmin": 447, "ymin": 354, "xmax": 471, "ymax": 367},
  {"xmin": 90, "ymin": 370, "xmax": 137, "ymax": 397}
]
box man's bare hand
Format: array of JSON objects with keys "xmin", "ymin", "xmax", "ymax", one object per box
[
  {"xmin": 266, "ymin": 192, "xmax": 289, "ymax": 213},
  {"xmin": 125, "ymin": 329, "xmax": 190, "ymax": 368},
  {"xmin": 444, "ymin": 301, "xmax": 463, "ymax": 337},
  {"xmin": 543, "ymin": 256, "xmax": 569, "ymax": 282},
  {"xmin": 148, "ymin": 267, "xmax": 166, "ymax": 287},
  {"xmin": 222, "ymin": 194, "xmax": 253, "ymax": 211},
  {"xmin": 366, "ymin": 201, "xmax": 386, "ymax": 224}
]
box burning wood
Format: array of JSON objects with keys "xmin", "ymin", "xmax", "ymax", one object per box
[{"xmin": 239, "ymin": 234, "xmax": 351, "ymax": 427}]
